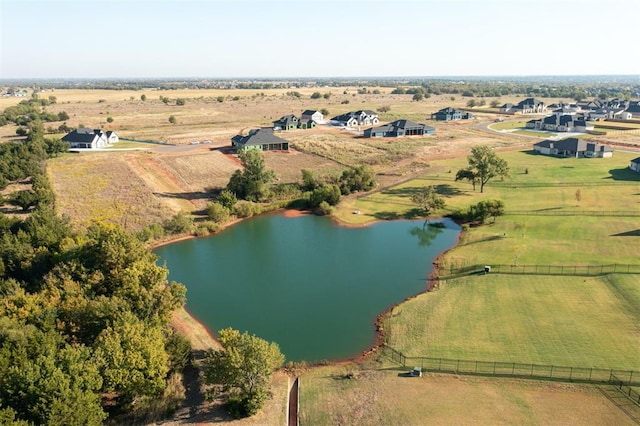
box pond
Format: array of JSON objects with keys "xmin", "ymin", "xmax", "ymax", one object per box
[{"xmin": 154, "ymin": 213, "xmax": 461, "ymax": 362}]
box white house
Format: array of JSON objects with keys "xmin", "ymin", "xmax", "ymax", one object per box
[
  {"xmin": 301, "ymin": 109, "xmax": 325, "ymax": 124},
  {"xmin": 62, "ymin": 128, "xmax": 117, "ymax": 149},
  {"xmin": 630, "ymin": 157, "xmax": 640, "ymax": 172}
]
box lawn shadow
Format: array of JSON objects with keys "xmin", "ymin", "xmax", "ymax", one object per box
[
  {"xmin": 380, "ymin": 184, "xmax": 467, "ymax": 199},
  {"xmin": 369, "ymin": 208, "xmax": 424, "ymax": 221},
  {"xmin": 154, "ymin": 191, "xmax": 212, "ymax": 201},
  {"xmin": 605, "ymin": 168, "xmax": 640, "ymax": 182},
  {"xmin": 611, "ymin": 229, "xmax": 640, "ymax": 237}
]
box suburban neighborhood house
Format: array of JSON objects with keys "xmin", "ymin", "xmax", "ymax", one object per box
[
  {"xmin": 330, "ymin": 110, "xmax": 379, "ymax": 127},
  {"xmin": 273, "ymin": 111, "xmax": 320, "ymax": 130},
  {"xmin": 62, "ymin": 128, "xmax": 118, "ymax": 149},
  {"xmin": 500, "ymin": 98, "xmax": 547, "ymax": 114},
  {"xmin": 430, "ymin": 107, "xmax": 474, "ymax": 121},
  {"xmin": 630, "ymin": 157, "xmax": 640, "ymax": 173},
  {"xmin": 363, "ymin": 119, "xmax": 435, "ymax": 138},
  {"xmin": 301, "ymin": 109, "xmax": 325, "ymax": 124},
  {"xmin": 533, "ymin": 138, "xmax": 613, "ymax": 158},
  {"xmin": 231, "ymin": 128, "xmax": 289, "ymax": 151},
  {"xmin": 526, "ymin": 114, "xmax": 594, "ymax": 133}
]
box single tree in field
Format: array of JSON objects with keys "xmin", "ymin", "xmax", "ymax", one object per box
[
  {"xmin": 462, "ymin": 145, "xmax": 509, "ymax": 193},
  {"xmin": 411, "ymin": 186, "xmax": 445, "ymax": 216},
  {"xmin": 140, "ymin": 94, "xmax": 147, "ymax": 101},
  {"xmin": 203, "ymin": 328, "xmax": 284, "ymax": 418},
  {"xmin": 168, "ymin": 115, "xmax": 176, "ymax": 124},
  {"xmin": 455, "ymin": 168, "xmax": 478, "ymax": 191},
  {"xmin": 226, "ymin": 149, "xmax": 276, "ymax": 202},
  {"xmin": 490, "ymin": 99, "xmax": 501, "ymax": 108}
]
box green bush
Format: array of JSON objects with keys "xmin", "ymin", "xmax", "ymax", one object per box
[{"xmin": 206, "ymin": 202, "xmax": 231, "ymax": 224}]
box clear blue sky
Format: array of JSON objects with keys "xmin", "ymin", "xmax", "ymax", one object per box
[{"xmin": 1, "ymin": 0, "xmax": 638, "ymax": 79}]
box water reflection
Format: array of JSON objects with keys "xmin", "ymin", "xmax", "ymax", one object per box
[{"xmin": 409, "ymin": 221, "xmax": 445, "ymax": 247}]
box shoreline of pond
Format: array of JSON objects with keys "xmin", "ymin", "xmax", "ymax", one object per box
[{"xmin": 159, "ymin": 208, "xmax": 463, "ymax": 364}]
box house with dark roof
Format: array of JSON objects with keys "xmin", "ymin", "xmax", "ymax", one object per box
[
  {"xmin": 526, "ymin": 113, "xmax": 593, "ymax": 133},
  {"xmin": 301, "ymin": 110, "xmax": 325, "ymax": 124},
  {"xmin": 363, "ymin": 120, "xmax": 435, "ymax": 138},
  {"xmin": 330, "ymin": 110, "xmax": 379, "ymax": 127},
  {"xmin": 430, "ymin": 107, "xmax": 474, "ymax": 121},
  {"xmin": 533, "ymin": 138, "xmax": 613, "ymax": 158},
  {"xmin": 624, "ymin": 101, "xmax": 640, "ymax": 119},
  {"xmin": 500, "ymin": 98, "xmax": 547, "ymax": 114},
  {"xmin": 231, "ymin": 128, "xmax": 289, "ymax": 151},
  {"xmin": 630, "ymin": 157, "xmax": 640, "ymax": 172},
  {"xmin": 273, "ymin": 114, "xmax": 299, "ymax": 131},
  {"xmin": 62, "ymin": 128, "xmax": 114, "ymax": 149}
]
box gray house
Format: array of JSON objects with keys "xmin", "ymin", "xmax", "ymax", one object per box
[
  {"xmin": 533, "ymin": 138, "xmax": 613, "ymax": 158},
  {"xmin": 231, "ymin": 128, "xmax": 289, "ymax": 151},
  {"xmin": 630, "ymin": 157, "xmax": 640, "ymax": 172},
  {"xmin": 62, "ymin": 128, "xmax": 114, "ymax": 149},
  {"xmin": 363, "ymin": 120, "xmax": 435, "ymax": 138},
  {"xmin": 431, "ymin": 107, "xmax": 473, "ymax": 121}
]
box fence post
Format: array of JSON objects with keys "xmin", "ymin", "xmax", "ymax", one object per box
[
  {"xmin": 438, "ymin": 358, "xmax": 442, "ymax": 371},
  {"xmin": 456, "ymin": 359, "xmax": 460, "ymax": 373},
  {"xmin": 475, "ymin": 360, "xmax": 478, "ymax": 374},
  {"xmin": 550, "ymin": 365, "xmax": 554, "ymax": 378},
  {"xmin": 569, "ymin": 367, "xmax": 573, "ymax": 382},
  {"xmin": 629, "ymin": 371, "xmax": 633, "ymax": 385},
  {"xmin": 493, "ymin": 362, "xmax": 496, "ymax": 375},
  {"xmin": 589, "ymin": 368, "xmax": 592, "ymax": 381},
  {"xmin": 512, "ymin": 363, "xmax": 515, "ymax": 375}
]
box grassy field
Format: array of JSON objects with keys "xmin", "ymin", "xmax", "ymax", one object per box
[
  {"xmin": 299, "ymin": 365, "xmax": 637, "ymax": 425},
  {"xmin": 386, "ymin": 274, "xmax": 640, "ymax": 369}
]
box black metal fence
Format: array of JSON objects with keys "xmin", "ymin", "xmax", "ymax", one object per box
[
  {"xmin": 438, "ymin": 263, "xmax": 640, "ymax": 278},
  {"xmin": 611, "ymin": 373, "xmax": 640, "ymax": 406},
  {"xmin": 384, "ymin": 346, "xmax": 640, "ymax": 387}
]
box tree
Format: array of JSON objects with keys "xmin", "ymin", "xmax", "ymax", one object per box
[
  {"xmin": 377, "ymin": 105, "xmax": 391, "ymax": 113},
  {"xmin": 226, "ymin": 149, "xmax": 275, "ymax": 202},
  {"xmin": 412, "ymin": 93, "xmax": 424, "ymax": 102},
  {"xmin": 462, "ymin": 145, "xmax": 509, "ymax": 193},
  {"xmin": 455, "ymin": 168, "xmax": 478, "ymax": 191},
  {"xmin": 320, "ymin": 108, "xmax": 330, "ymax": 116},
  {"xmin": 140, "ymin": 94, "xmax": 147, "ymax": 101},
  {"xmin": 490, "ymin": 99, "xmax": 501, "ymax": 108},
  {"xmin": 411, "ymin": 186, "xmax": 445, "ymax": 216},
  {"xmin": 468, "ymin": 199, "xmax": 505, "ymax": 223},
  {"xmin": 300, "ymin": 169, "xmax": 321, "ymax": 192},
  {"xmin": 10, "ymin": 190, "xmax": 39, "ymax": 211},
  {"xmin": 217, "ymin": 189, "xmax": 237, "ymax": 211},
  {"xmin": 57, "ymin": 111, "xmax": 70, "ymax": 121},
  {"xmin": 466, "ymin": 99, "xmax": 477, "ymax": 108},
  {"xmin": 309, "ymin": 184, "xmax": 341, "ymax": 208},
  {"xmin": 168, "ymin": 115, "xmax": 176, "ymax": 124},
  {"xmin": 176, "ymin": 98, "xmax": 186, "ymax": 106},
  {"xmin": 203, "ymin": 328, "xmax": 284, "ymax": 418},
  {"xmin": 106, "ymin": 116, "xmax": 114, "ymax": 123},
  {"xmin": 206, "ymin": 202, "xmax": 231, "ymax": 223},
  {"xmin": 310, "ymin": 92, "xmax": 322, "ymax": 99},
  {"xmin": 339, "ymin": 165, "xmax": 376, "ymax": 195}
]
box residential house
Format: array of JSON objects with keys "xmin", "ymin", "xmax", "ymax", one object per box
[
  {"xmin": 363, "ymin": 119, "xmax": 435, "ymax": 138},
  {"xmin": 106, "ymin": 131, "xmax": 119, "ymax": 144},
  {"xmin": 231, "ymin": 128, "xmax": 289, "ymax": 151},
  {"xmin": 430, "ymin": 107, "xmax": 474, "ymax": 121},
  {"xmin": 301, "ymin": 110, "xmax": 325, "ymax": 124},
  {"xmin": 526, "ymin": 113, "xmax": 593, "ymax": 133},
  {"xmin": 62, "ymin": 128, "xmax": 113, "ymax": 149},
  {"xmin": 331, "ymin": 110, "xmax": 379, "ymax": 127},
  {"xmin": 273, "ymin": 114, "xmax": 299, "ymax": 131},
  {"xmin": 630, "ymin": 157, "xmax": 640, "ymax": 172},
  {"xmin": 298, "ymin": 118, "xmax": 316, "ymax": 129},
  {"xmin": 624, "ymin": 101, "xmax": 640, "ymax": 119},
  {"xmin": 533, "ymin": 138, "xmax": 613, "ymax": 158},
  {"xmin": 500, "ymin": 98, "xmax": 547, "ymax": 114}
]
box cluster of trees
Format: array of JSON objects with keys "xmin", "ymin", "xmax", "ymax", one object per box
[
  {"xmin": 0, "ymin": 95, "xmax": 70, "ymax": 127},
  {"xmin": 203, "ymin": 328, "xmax": 284, "ymax": 418},
  {"xmin": 0, "ymin": 134, "xmax": 189, "ymax": 424},
  {"xmin": 207, "ymin": 150, "xmax": 377, "ymax": 222}
]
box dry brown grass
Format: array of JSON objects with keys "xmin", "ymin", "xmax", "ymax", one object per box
[
  {"xmin": 300, "ymin": 365, "xmax": 638, "ymax": 425},
  {"xmin": 47, "ymin": 152, "xmax": 170, "ymax": 231}
]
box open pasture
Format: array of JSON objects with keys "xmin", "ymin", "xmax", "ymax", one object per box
[{"xmin": 299, "ymin": 365, "xmax": 637, "ymax": 425}]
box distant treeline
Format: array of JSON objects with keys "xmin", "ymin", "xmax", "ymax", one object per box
[{"xmin": 2, "ymin": 76, "xmax": 639, "ymax": 100}]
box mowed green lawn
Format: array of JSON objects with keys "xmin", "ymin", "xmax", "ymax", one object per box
[
  {"xmin": 387, "ymin": 274, "xmax": 640, "ymax": 370},
  {"xmin": 334, "ymin": 149, "xmax": 640, "ymax": 370}
]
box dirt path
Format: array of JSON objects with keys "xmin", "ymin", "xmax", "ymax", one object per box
[{"xmin": 127, "ymin": 153, "xmax": 195, "ymax": 213}]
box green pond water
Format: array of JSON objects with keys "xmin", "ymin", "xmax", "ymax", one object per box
[{"xmin": 154, "ymin": 214, "xmax": 461, "ymax": 362}]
